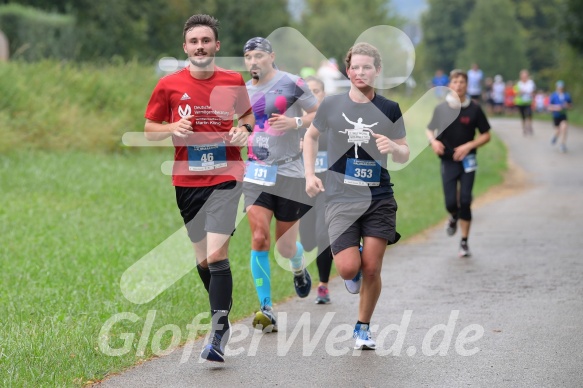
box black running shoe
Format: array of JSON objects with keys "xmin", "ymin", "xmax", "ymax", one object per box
[
  {"xmin": 200, "ymin": 331, "xmax": 228, "ymax": 362},
  {"xmin": 459, "ymin": 240, "xmax": 471, "ymax": 257},
  {"xmin": 293, "ymin": 267, "xmax": 312, "ymax": 298},
  {"xmin": 446, "ymin": 216, "xmax": 458, "ymax": 236}
]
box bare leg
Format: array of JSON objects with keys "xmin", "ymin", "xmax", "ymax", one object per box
[
  {"xmin": 559, "ymin": 120, "xmax": 568, "ymax": 149},
  {"xmin": 358, "ymin": 237, "xmax": 387, "ymax": 323},
  {"xmin": 460, "ymin": 219, "xmax": 471, "ymax": 239},
  {"xmin": 246, "ymin": 205, "xmax": 273, "ymax": 252},
  {"xmin": 275, "ymin": 220, "xmax": 300, "ymax": 259}
]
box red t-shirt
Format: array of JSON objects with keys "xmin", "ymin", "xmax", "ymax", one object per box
[{"xmin": 145, "ymin": 66, "xmax": 252, "ymax": 187}]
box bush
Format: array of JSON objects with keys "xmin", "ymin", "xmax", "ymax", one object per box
[
  {"xmin": 0, "ymin": 60, "xmax": 160, "ymax": 152},
  {"xmin": 0, "ymin": 4, "xmax": 76, "ymax": 61}
]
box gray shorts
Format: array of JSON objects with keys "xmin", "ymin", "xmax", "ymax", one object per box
[
  {"xmin": 175, "ymin": 181, "xmax": 242, "ymax": 243},
  {"xmin": 325, "ymin": 198, "xmax": 399, "ymax": 255}
]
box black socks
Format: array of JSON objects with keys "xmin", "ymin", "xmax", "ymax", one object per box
[
  {"xmin": 208, "ymin": 259, "xmax": 233, "ymax": 337},
  {"xmin": 196, "ymin": 263, "xmax": 211, "ymax": 292}
]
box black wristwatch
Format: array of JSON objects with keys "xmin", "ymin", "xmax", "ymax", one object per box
[{"xmin": 240, "ymin": 123, "xmax": 253, "ymax": 133}]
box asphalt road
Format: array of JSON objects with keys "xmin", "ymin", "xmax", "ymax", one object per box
[{"xmin": 99, "ymin": 118, "xmax": 583, "ymax": 387}]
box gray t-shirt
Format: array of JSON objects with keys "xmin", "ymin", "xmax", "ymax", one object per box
[
  {"xmin": 246, "ymin": 71, "xmax": 317, "ymax": 178},
  {"xmin": 313, "ymin": 92, "xmax": 406, "ymax": 203}
]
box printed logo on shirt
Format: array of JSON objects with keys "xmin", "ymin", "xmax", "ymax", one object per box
[
  {"xmin": 460, "ymin": 116, "xmax": 470, "ymax": 125},
  {"xmin": 180, "ymin": 93, "xmax": 191, "ymax": 100},
  {"xmin": 338, "ymin": 112, "xmax": 379, "ymax": 158},
  {"xmin": 178, "ymin": 104, "xmax": 192, "ymax": 118}
]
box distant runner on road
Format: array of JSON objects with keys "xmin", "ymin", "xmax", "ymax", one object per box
[{"xmin": 426, "ymin": 69, "xmax": 491, "ymax": 258}]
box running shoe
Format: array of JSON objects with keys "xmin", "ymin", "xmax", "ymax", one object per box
[
  {"xmin": 353, "ymin": 323, "xmax": 376, "ymax": 350},
  {"xmin": 344, "ymin": 269, "xmax": 362, "ymax": 294},
  {"xmin": 200, "ymin": 320, "xmax": 231, "ymax": 362},
  {"xmin": 551, "ymin": 135, "xmax": 558, "ymax": 145},
  {"xmin": 459, "ymin": 240, "xmax": 471, "ymax": 258},
  {"xmin": 560, "ymin": 144, "xmax": 567, "ymax": 153},
  {"xmin": 446, "ymin": 216, "xmax": 457, "ymax": 236},
  {"xmin": 293, "ymin": 267, "xmax": 312, "ymax": 298},
  {"xmin": 252, "ymin": 305, "xmax": 278, "ymax": 332},
  {"xmin": 315, "ymin": 285, "xmax": 330, "ymax": 304}
]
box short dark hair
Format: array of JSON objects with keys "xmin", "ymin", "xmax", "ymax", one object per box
[
  {"xmin": 345, "ymin": 42, "xmax": 382, "ymax": 70},
  {"xmin": 183, "ymin": 14, "xmax": 219, "ymax": 41},
  {"xmin": 449, "ymin": 69, "xmax": 468, "ymax": 82}
]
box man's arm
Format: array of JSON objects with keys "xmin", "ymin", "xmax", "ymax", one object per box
[
  {"xmin": 298, "ymin": 103, "xmax": 319, "ymax": 128},
  {"xmin": 452, "ymin": 131, "xmax": 491, "ymax": 161},
  {"xmin": 228, "ymin": 110, "xmax": 256, "ymax": 146},
  {"xmin": 238, "ymin": 110, "xmax": 255, "ymax": 128},
  {"xmin": 267, "ymin": 101, "xmax": 320, "ymax": 131},
  {"xmin": 303, "ymin": 124, "xmax": 320, "ymax": 177},
  {"xmin": 373, "ymin": 134, "xmax": 410, "ymax": 164},
  {"xmin": 390, "ymin": 137, "xmax": 410, "ymax": 164},
  {"xmin": 144, "ymin": 115, "xmax": 194, "ymax": 141},
  {"xmin": 426, "ymin": 128, "xmax": 445, "ymax": 156},
  {"xmin": 303, "ymin": 124, "xmax": 325, "ymax": 197}
]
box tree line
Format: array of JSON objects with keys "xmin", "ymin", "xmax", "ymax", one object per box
[
  {"xmin": 420, "ymin": 0, "xmax": 582, "ymax": 94},
  {"xmin": 1, "ymin": 0, "xmax": 581, "ymax": 97},
  {"xmin": 0, "ymin": 0, "xmax": 399, "ymax": 63}
]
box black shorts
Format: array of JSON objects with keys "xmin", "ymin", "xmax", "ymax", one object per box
[
  {"xmin": 175, "ymin": 180, "xmax": 242, "ymax": 243},
  {"xmin": 518, "ymin": 105, "xmax": 532, "ymax": 120},
  {"xmin": 553, "ymin": 114, "xmax": 567, "ymax": 127},
  {"xmin": 243, "ymin": 175, "xmax": 311, "ymax": 222},
  {"xmin": 325, "ymin": 198, "xmax": 400, "ymax": 255}
]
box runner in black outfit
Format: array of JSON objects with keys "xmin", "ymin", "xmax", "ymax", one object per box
[{"xmin": 426, "ymin": 69, "xmax": 491, "ymax": 257}]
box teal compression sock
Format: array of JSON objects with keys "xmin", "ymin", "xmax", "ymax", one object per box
[{"xmin": 250, "ymin": 250, "xmax": 271, "ymax": 307}]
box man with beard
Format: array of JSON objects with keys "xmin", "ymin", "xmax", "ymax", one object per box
[
  {"xmin": 242, "ymin": 37, "xmax": 319, "ymax": 333},
  {"xmin": 144, "ymin": 14, "xmax": 254, "ymax": 362}
]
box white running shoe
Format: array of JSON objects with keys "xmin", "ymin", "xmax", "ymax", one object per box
[
  {"xmin": 353, "ymin": 323, "xmax": 376, "ymax": 350},
  {"xmin": 344, "ymin": 270, "xmax": 362, "ymax": 294}
]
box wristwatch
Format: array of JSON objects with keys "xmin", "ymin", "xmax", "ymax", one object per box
[
  {"xmin": 240, "ymin": 123, "xmax": 253, "ymax": 133},
  {"xmin": 294, "ymin": 117, "xmax": 303, "ymax": 129}
]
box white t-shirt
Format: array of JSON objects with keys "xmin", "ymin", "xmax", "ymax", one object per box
[
  {"xmin": 492, "ymin": 81, "xmax": 505, "ymax": 104},
  {"xmin": 467, "ymin": 69, "xmax": 483, "ymax": 96},
  {"xmin": 516, "ymin": 79, "xmax": 536, "ymax": 103},
  {"xmin": 317, "ymin": 65, "xmax": 341, "ymax": 94}
]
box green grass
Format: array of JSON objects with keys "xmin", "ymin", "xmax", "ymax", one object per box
[{"xmin": 0, "ymin": 60, "xmax": 159, "ymax": 153}]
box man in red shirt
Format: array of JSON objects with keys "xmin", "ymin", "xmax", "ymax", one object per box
[{"xmin": 144, "ymin": 14, "xmax": 254, "ymax": 362}]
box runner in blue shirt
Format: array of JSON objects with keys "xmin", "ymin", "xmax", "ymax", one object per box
[{"xmin": 549, "ymin": 80, "xmax": 573, "ymax": 153}]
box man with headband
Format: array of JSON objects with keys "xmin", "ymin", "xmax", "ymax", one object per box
[{"xmin": 242, "ymin": 37, "xmax": 319, "ymax": 333}]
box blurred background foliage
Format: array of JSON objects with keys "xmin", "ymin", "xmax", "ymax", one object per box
[
  {"xmin": 0, "ymin": 0, "xmax": 580, "ymax": 87},
  {"xmin": 0, "ymin": 0, "xmax": 581, "ymax": 152}
]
